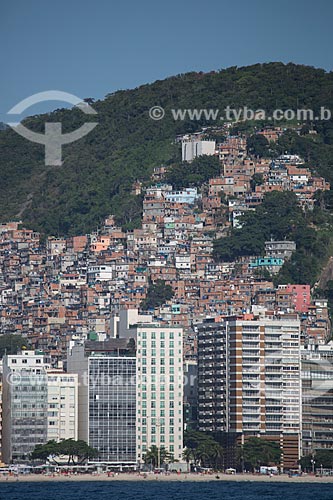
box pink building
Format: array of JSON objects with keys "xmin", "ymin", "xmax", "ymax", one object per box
[{"xmin": 286, "ymin": 284, "xmax": 311, "ymax": 313}]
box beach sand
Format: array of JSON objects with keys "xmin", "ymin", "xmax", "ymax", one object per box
[{"xmin": 1, "ymin": 472, "xmax": 333, "ymax": 483}]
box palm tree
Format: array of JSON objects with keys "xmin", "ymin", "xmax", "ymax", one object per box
[
  {"xmin": 182, "ymin": 448, "xmax": 194, "ymax": 472},
  {"xmin": 143, "ymin": 446, "xmax": 174, "ymax": 469},
  {"xmin": 210, "ymin": 443, "xmax": 224, "ymax": 470},
  {"xmin": 195, "ymin": 443, "xmax": 211, "ymax": 467}
]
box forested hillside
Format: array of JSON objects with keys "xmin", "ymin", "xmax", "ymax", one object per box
[{"xmin": 1, "ymin": 62, "xmax": 333, "ymax": 236}]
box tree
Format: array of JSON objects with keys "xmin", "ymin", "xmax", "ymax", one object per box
[
  {"xmin": 31, "ymin": 441, "xmax": 60, "ymax": 464},
  {"xmin": 183, "ymin": 430, "xmax": 224, "ymax": 469},
  {"xmin": 250, "ymin": 173, "xmax": 264, "ymax": 191},
  {"xmin": 143, "ymin": 446, "xmax": 174, "ymax": 468},
  {"xmin": 243, "ymin": 438, "xmax": 281, "ymax": 471},
  {"xmin": 0, "ymin": 334, "xmax": 27, "ymax": 358},
  {"xmin": 247, "ymin": 134, "xmax": 270, "ymax": 157},
  {"xmin": 214, "ymin": 191, "xmax": 303, "ymax": 262},
  {"xmin": 31, "ymin": 439, "xmax": 98, "ymax": 465},
  {"xmin": 141, "ymin": 279, "xmax": 174, "ymax": 310},
  {"xmin": 165, "ymin": 155, "xmax": 221, "ymax": 190},
  {"xmin": 300, "ymin": 450, "xmax": 333, "ymax": 471},
  {"xmin": 182, "ymin": 448, "xmax": 194, "ymax": 472},
  {"xmin": 83, "ymin": 97, "xmax": 95, "ymax": 104},
  {"xmin": 209, "ymin": 443, "xmax": 224, "ymax": 469}
]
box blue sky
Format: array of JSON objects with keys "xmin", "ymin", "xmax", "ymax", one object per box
[{"xmin": 1, "ymin": 0, "xmax": 332, "ymax": 121}]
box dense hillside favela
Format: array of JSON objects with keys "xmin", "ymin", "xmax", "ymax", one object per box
[{"xmin": 0, "ymin": 64, "xmax": 333, "ymax": 474}]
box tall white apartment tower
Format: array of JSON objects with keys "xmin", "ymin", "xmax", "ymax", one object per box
[{"xmin": 136, "ymin": 325, "xmax": 183, "ymax": 466}]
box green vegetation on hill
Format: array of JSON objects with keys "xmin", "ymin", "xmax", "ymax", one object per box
[
  {"xmin": 0, "ymin": 334, "xmax": 28, "ymax": 358},
  {"xmin": 165, "ymin": 155, "xmax": 221, "ymax": 189},
  {"xmin": 141, "ymin": 279, "xmax": 174, "ymax": 310},
  {"xmin": 213, "ymin": 191, "xmax": 333, "ymax": 285},
  {"xmin": 1, "ymin": 63, "xmax": 333, "ymax": 236}
]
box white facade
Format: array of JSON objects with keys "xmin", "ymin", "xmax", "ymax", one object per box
[
  {"xmin": 87, "ymin": 265, "xmax": 114, "ymax": 283},
  {"xmin": 164, "ymin": 188, "xmax": 199, "ymax": 204},
  {"xmin": 175, "ymin": 255, "xmax": 191, "ymax": 270},
  {"xmin": 136, "ymin": 325, "xmax": 183, "ymax": 465},
  {"xmin": 182, "ymin": 139, "xmax": 216, "ymax": 162},
  {"xmin": 47, "ymin": 371, "xmax": 78, "ymax": 442}
]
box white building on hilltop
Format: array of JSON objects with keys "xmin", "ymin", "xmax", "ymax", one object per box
[{"xmin": 182, "ymin": 139, "xmax": 216, "ymax": 162}]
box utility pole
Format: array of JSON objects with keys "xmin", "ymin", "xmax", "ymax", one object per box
[{"xmin": 157, "ymin": 418, "xmax": 161, "ymax": 469}]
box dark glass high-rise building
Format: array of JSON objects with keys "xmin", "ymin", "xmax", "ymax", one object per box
[{"xmin": 88, "ymin": 357, "xmax": 136, "ymax": 463}]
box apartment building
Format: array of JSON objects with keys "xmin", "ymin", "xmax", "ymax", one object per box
[
  {"xmin": 47, "ymin": 371, "xmax": 78, "ymax": 442},
  {"xmin": 0, "ymin": 365, "xmax": 2, "ymax": 464},
  {"xmin": 181, "ymin": 138, "xmax": 216, "ymax": 162},
  {"xmin": 136, "ymin": 324, "xmax": 184, "ymax": 466},
  {"xmin": 2, "ymin": 350, "xmax": 49, "ymax": 463},
  {"xmin": 67, "ymin": 339, "xmax": 137, "ymax": 466},
  {"xmin": 301, "ymin": 341, "xmax": 333, "ymax": 456},
  {"xmin": 198, "ymin": 316, "xmax": 302, "ymax": 470}
]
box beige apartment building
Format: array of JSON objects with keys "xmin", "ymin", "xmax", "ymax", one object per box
[
  {"xmin": 47, "ymin": 371, "xmax": 78, "ymax": 442},
  {"xmin": 198, "ymin": 316, "xmax": 302, "ymax": 470}
]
